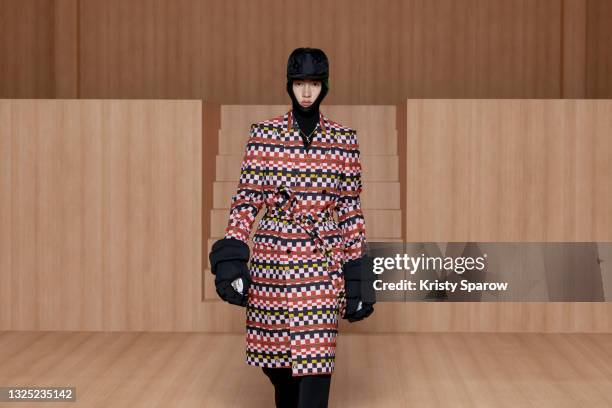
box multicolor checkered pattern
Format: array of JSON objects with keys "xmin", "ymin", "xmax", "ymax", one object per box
[{"xmin": 224, "ymin": 110, "xmax": 367, "ymax": 376}]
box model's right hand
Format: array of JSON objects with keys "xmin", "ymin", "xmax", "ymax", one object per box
[
  {"xmin": 214, "ymin": 260, "xmax": 251, "ymax": 307},
  {"xmin": 209, "ymin": 237, "xmax": 252, "ymax": 308}
]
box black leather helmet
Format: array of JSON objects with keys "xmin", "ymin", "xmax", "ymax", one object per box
[{"xmin": 286, "ymin": 47, "xmax": 329, "ymax": 81}]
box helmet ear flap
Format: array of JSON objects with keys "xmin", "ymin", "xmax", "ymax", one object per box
[
  {"xmin": 323, "ymin": 78, "xmax": 329, "ymax": 92},
  {"xmin": 286, "ymin": 79, "xmax": 295, "ymax": 99}
]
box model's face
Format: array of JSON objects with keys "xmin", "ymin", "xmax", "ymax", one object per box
[{"xmin": 292, "ymin": 79, "xmax": 322, "ymax": 108}]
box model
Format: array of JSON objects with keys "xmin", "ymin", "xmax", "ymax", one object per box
[{"xmin": 209, "ymin": 47, "xmax": 375, "ymax": 408}]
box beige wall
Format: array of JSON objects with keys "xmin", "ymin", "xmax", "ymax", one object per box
[
  {"xmin": 403, "ymin": 99, "xmax": 612, "ymax": 242},
  {"xmin": 1, "ymin": 0, "xmax": 611, "ymax": 102},
  {"xmin": 0, "ymin": 99, "xmax": 203, "ymax": 331}
]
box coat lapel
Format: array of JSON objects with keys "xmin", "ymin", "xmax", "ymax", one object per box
[
  {"xmin": 283, "ymin": 110, "xmax": 298, "ymax": 141},
  {"xmin": 318, "ymin": 111, "xmax": 329, "ymax": 141}
]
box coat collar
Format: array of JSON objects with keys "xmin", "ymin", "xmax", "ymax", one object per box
[{"xmin": 285, "ymin": 109, "xmax": 328, "ymax": 137}]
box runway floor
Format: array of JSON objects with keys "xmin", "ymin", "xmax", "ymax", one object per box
[{"xmin": 1, "ymin": 331, "xmax": 611, "ymax": 407}]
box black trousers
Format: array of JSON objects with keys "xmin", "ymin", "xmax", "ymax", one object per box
[{"xmin": 261, "ymin": 367, "xmax": 332, "ymax": 408}]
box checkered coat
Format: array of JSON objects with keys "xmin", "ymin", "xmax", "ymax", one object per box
[{"xmin": 224, "ymin": 109, "xmax": 367, "ymax": 376}]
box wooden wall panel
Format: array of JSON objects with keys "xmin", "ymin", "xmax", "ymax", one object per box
[
  {"xmin": 2, "ymin": 0, "xmax": 612, "ymax": 101},
  {"xmin": 403, "ymin": 99, "xmax": 612, "ymax": 241},
  {"xmin": 0, "ymin": 100, "xmax": 202, "ymax": 331},
  {"xmin": 562, "ymin": 0, "xmax": 587, "ymax": 98},
  {"xmin": 76, "ymin": 0, "xmax": 564, "ymax": 103},
  {"xmin": 53, "ymin": 0, "xmax": 79, "ymax": 98},
  {"xmin": 586, "ymin": 0, "xmax": 612, "ymax": 98},
  {"xmin": 202, "ymin": 102, "xmax": 220, "ymax": 301},
  {"xmin": 0, "ymin": 0, "xmax": 55, "ymax": 98},
  {"xmin": 344, "ymin": 302, "xmax": 612, "ymax": 333}
]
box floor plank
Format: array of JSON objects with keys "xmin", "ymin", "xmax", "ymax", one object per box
[{"xmin": 0, "ymin": 332, "xmax": 611, "ymax": 407}]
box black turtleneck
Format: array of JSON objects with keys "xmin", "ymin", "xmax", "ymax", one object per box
[{"xmin": 287, "ymin": 80, "xmax": 328, "ymax": 149}]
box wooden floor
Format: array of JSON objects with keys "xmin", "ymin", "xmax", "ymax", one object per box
[{"xmin": 1, "ymin": 331, "xmax": 611, "ymax": 407}]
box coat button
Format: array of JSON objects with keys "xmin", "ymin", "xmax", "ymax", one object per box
[
  {"xmin": 286, "ymin": 248, "xmax": 292, "ymax": 254},
  {"xmin": 322, "ymin": 189, "xmax": 327, "ymax": 194},
  {"xmin": 313, "ymin": 248, "xmax": 318, "ymax": 253}
]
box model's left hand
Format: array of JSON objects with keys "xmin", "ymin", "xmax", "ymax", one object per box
[
  {"xmin": 342, "ymin": 255, "xmax": 376, "ymax": 323},
  {"xmin": 346, "ymin": 302, "xmax": 374, "ymax": 323}
]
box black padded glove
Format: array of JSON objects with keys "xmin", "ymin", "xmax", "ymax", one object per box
[
  {"xmin": 209, "ymin": 237, "xmax": 252, "ymax": 307},
  {"xmin": 214, "ymin": 260, "xmax": 251, "ymax": 307},
  {"xmin": 343, "ymin": 255, "xmax": 376, "ymax": 323}
]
